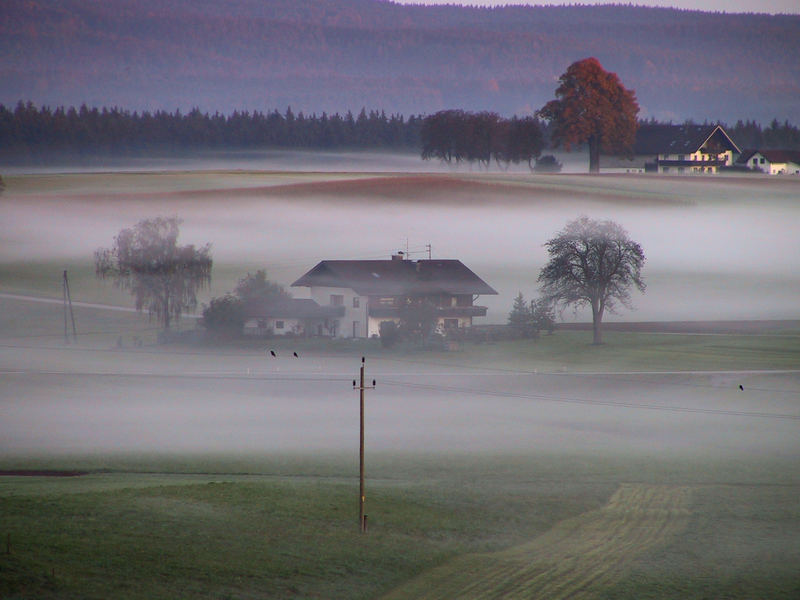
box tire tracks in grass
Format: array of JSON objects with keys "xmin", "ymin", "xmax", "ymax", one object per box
[{"xmin": 381, "ymin": 483, "xmax": 691, "ymax": 600}]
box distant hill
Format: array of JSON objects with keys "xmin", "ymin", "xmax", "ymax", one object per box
[{"xmin": 2, "ymin": 0, "xmax": 798, "ymax": 123}]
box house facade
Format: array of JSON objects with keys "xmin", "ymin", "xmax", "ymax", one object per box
[
  {"xmin": 291, "ymin": 255, "xmax": 498, "ymax": 338},
  {"xmin": 242, "ymin": 298, "xmax": 344, "ymax": 337},
  {"xmin": 601, "ymin": 124, "xmax": 741, "ymax": 174},
  {"xmin": 737, "ymin": 150, "xmax": 800, "ymax": 175}
]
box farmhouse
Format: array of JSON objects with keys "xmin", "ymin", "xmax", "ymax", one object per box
[
  {"xmin": 601, "ymin": 124, "xmax": 740, "ymax": 174},
  {"xmin": 736, "ymin": 149, "xmax": 800, "ymax": 175},
  {"xmin": 242, "ymin": 298, "xmax": 343, "ymax": 337},
  {"xmin": 291, "ymin": 255, "xmax": 498, "ymax": 338}
]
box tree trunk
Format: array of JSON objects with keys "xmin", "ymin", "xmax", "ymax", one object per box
[
  {"xmin": 591, "ymin": 301, "xmax": 603, "ymax": 344},
  {"xmin": 588, "ymin": 135, "xmax": 600, "ymax": 173},
  {"xmin": 592, "ymin": 317, "xmax": 602, "ymax": 345},
  {"xmin": 162, "ymin": 289, "xmax": 171, "ymax": 331}
]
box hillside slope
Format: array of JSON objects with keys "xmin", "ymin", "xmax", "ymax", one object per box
[{"xmin": 1, "ymin": 0, "xmax": 799, "ymax": 123}]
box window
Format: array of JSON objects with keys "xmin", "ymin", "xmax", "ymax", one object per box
[
  {"xmin": 760, "ymin": 157, "xmax": 766, "ymax": 164},
  {"xmin": 275, "ymin": 320, "xmax": 284, "ymax": 330},
  {"xmin": 444, "ymin": 319, "xmax": 459, "ymax": 329},
  {"xmin": 330, "ymin": 294, "xmax": 344, "ymax": 306},
  {"xmin": 678, "ymin": 154, "xmax": 684, "ymax": 161},
  {"xmin": 353, "ymin": 297, "xmax": 360, "ymax": 308},
  {"xmin": 352, "ymin": 321, "xmax": 360, "ymax": 338}
]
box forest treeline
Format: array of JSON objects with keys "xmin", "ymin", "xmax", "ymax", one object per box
[
  {"xmin": 2, "ymin": 101, "xmax": 800, "ymax": 164},
  {"xmin": 3, "ymin": 1, "xmax": 799, "ymax": 124},
  {"xmin": 0, "ymin": 102, "xmax": 421, "ymax": 162}
]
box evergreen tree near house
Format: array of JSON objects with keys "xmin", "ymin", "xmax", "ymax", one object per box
[{"xmin": 508, "ymin": 292, "xmax": 533, "ymax": 338}]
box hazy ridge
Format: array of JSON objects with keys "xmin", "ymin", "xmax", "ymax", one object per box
[{"xmin": 2, "ymin": 0, "xmax": 799, "ymax": 123}]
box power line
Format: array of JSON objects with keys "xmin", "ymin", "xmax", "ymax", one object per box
[
  {"xmin": 380, "ymin": 379, "xmax": 800, "ymax": 421},
  {"xmin": 3, "ymin": 365, "xmax": 796, "ymax": 421},
  {"xmin": 367, "ymin": 355, "xmax": 800, "ymax": 396}
]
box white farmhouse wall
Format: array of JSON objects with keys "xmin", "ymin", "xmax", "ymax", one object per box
[
  {"xmin": 308, "ymin": 285, "xmax": 369, "ymax": 338},
  {"xmin": 747, "ymin": 153, "xmax": 800, "ymax": 174},
  {"xmin": 770, "ymin": 161, "xmax": 800, "ymax": 175}
]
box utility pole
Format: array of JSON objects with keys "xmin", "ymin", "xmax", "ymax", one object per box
[
  {"xmin": 353, "ymin": 356, "xmax": 375, "ymax": 532},
  {"xmin": 62, "ymin": 270, "xmax": 77, "ymax": 344}
]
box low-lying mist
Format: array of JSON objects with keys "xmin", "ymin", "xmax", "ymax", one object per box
[
  {"xmin": 1, "ymin": 166, "xmax": 798, "ymax": 323},
  {"xmin": 2, "ymin": 347, "xmax": 798, "ymax": 458}
]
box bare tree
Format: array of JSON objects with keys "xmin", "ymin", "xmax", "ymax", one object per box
[
  {"xmin": 95, "ymin": 216, "xmax": 212, "ymax": 331},
  {"xmin": 538, "ymin": 216, "xmax": 645, "ymax": 344}
]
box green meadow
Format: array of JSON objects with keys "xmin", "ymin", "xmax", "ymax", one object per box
[{"xmin": 1, "ymin": 453, "xmax": 799, "ymax": 599}]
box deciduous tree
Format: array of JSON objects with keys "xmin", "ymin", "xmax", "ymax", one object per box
[
  {"xmin": 538, "ymin": 216, "xmax": 645, "ymax": 344},
  {"xmin": 202, "ymin": 294, "xmax": 244, "ymax": 338},
  {"xmin": 234, "ymin": 269, "xmax": 291, "ymax": 305},
  {"xmin": 538, "ymin": 58, "xmax": 639, "ymax": 173},
  {"xmin": 95, "ymin": 216, "xmax": 212, "ymax": 331}
]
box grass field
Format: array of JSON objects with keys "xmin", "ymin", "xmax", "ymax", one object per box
[{"xmin": 1, "ymin": 454, "xmax": 799, "ymax": 599}]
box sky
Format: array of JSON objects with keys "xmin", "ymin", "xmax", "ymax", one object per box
[{"xmin": 394, "ymin": 1, "xmax": 800, "ymax": 15}]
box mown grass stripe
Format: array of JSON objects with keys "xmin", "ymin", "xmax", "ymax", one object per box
[{"xmin": 381, "ymin": 484, "xmax": 691, "ymax": 599}]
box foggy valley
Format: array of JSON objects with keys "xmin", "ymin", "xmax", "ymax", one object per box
[
  {"xmin": 2, "ymin": 165, "xmax": 799, "ymax": 323},
  {"xmin": 2, "ymin": 0, "xmax": 800, "ymax": 594},
  {"xmin": 1, "ymin": 163, "xmax": 798, "ymax": 461}
]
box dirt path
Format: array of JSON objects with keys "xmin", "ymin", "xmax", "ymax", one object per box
[{"xmin": 381, "ymin": 483, "xmax": 691, "ymax": 600}]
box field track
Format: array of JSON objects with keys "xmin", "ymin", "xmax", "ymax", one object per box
[
  {"xmin": 11, "ymin": 173, "xmax": 689, "ymax": 206},
  {"xmin": 381, "ymin": 483, "xmax": 691, "ymax": 599}
]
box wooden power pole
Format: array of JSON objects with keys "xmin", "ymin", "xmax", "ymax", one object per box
[
  {"xmin": 62, "ymin": 270, "xmax": 77, "ymax": 344},
  {"xmin": 353, "ymin": 356, "xmax": 375, "ymax": 532}
]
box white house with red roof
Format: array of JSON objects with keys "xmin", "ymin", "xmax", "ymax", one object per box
[{"xmin": 737, "ymin": 149, "xmax": 800, "ymax": 175}]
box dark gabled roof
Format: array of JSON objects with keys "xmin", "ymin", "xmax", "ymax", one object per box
[
  {"xmin": 291, "ymin": 259, "xmax": 498, "ymax": 296},
  {"xmin": 634, "ymin": 124, "xmax": 740, "ymax": 155},
  {"xmin": 736, "ymin": 149, "xmax": 759, "ymax": 164},
  {"xmin": 243, "ymin": 298, "xmax": 342, "ymax": 319},
  {"xmin": 758, "ymin": 149, "xmax": 800, "ymax": 164}
]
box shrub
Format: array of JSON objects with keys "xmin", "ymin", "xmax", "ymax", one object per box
[
  {"xmin": 379, "ymin": 320, "xmax": 400, "ymax": 348},
  {"xmin": 533, "ymin": 154, "xmax": 563, "ymax": 173}
]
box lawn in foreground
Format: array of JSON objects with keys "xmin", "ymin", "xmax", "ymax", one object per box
[
  {"xmin": 0, "ymin": 454, "xmax": 614, "ymax": 600},
  {"xmin": 1, "ymin": 453, "xmax": 799, "ymax": 599}
]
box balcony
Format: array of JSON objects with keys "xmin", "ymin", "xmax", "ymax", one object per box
[
  {"xmin": 368, "ymin": 305, "xmax": 487, "ymax": 318},
  {"xmin": 657, "ymin": 158, "xmax": 726, "ymax": 168}
]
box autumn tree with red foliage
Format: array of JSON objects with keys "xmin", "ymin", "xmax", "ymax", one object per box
[{"xmin": 538, "ymin": 58, "xmax": 639, "ymax": 173}]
